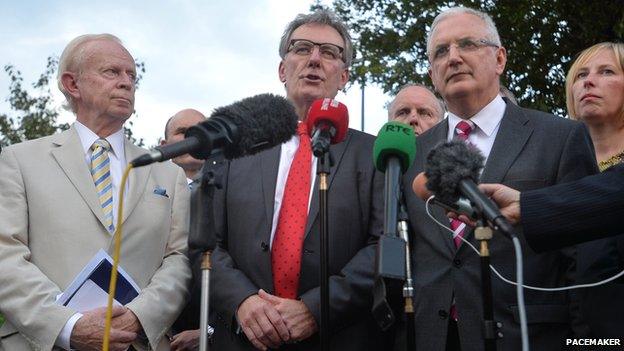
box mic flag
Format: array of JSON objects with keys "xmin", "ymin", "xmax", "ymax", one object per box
[
  {"xmin": 373, "ymin": 121, "xmax": 416, "ymax": 173},
  {"xmin": 306, "ymin": 98, "xmax": 349, "ymax": 156}
]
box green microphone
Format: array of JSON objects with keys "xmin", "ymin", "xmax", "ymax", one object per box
[
  {"xmin": 373, "ymin": 121, "xmax": 416, "ymax": 173},
  {"xmin": 372, "ymin": 121, "xmax": 416, "ymax": 331}
]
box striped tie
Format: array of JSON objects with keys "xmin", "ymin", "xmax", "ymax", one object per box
[{"xmin": 90, "ymin": 139, "xmax": 114, "ymax": 232}]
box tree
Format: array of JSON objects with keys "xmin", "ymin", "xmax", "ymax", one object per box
[
  {"xmin": 0, "ymin": 57, "xmax": 146, "ymax": 147},
  {"xmin": 331, "ymin": 0, "xmax": 624, "ymax": 115}
]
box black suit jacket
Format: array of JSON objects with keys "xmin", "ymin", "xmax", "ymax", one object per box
[
  {"xmin": 401, "ymin": 101, "xmax": 598, "ymax": 351},
  {"xmin": 521, "ymin": 163, "xmax": 624, "ymax": 338},
  {"xmin": 522, "ymin": 163, "xmax": 624, "ymax": 251},
  {"xmin": 209, "ymin": 129, "xmax": 385, "ymax": 350}
]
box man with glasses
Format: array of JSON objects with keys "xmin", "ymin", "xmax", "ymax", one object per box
[
  {"xmin": 207, "ymin": 9, "xmax": 384, "ymax": 351},
  {"xmin": 388, "ymin": 84, "xmax": 445, "ymax": 135},
  {"xmin": 400, "ymin": 7, "xmax": 597, "ymax": 350}
]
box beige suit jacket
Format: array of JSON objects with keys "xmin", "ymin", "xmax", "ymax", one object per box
[{"xmin": 0, "ymin": 126, "xmax": 191, "ymax": 350}]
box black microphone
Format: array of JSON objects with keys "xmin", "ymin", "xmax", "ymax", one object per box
[
  {"xmin": 424, "ymin": 140, "xmax": 514, "ymax": 235},
  {"xmin": 412, "ymin": 172, "xmax": 478, "ymax": 220},
  {"xmin": 131, "ymin": 94, "xmax": 298, "ymax": 167}
]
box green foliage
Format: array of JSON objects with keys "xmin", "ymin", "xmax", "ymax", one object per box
[
  {"xmin": 0, "ymin": 57, "xmax": 147, "ymax": 147},
  {"xmin": 331, "ymin": 0, "xmax": 624, "ymax": 115}
]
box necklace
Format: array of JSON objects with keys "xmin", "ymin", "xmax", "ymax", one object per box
[{"xmin": 598, "ymin": 149, "xmax": 624, "ymax": 172}]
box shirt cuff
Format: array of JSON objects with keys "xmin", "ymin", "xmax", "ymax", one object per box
[{"xmin": 55, "ymin": 312, "xmax": 83, "ymax": 350}]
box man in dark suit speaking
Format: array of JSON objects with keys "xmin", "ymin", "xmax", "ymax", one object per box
[
  {"xmin": 206, "ymin": 9, "xmax": 384, "ymax": 351},
  {"xmin": 400, "ymin": 6, "xmax": 597, "ymax": 351}
]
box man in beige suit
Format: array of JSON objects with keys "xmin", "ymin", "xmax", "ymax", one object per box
[{"xmin": 0, "ymin": 34, "xmax": 191, "ymax": 351}]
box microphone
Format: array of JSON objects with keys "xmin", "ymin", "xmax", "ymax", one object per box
[
  {"xmin": 305, "ymin": 98, "xmax": 349, "ymax": 156},
  {"xmin": 131, "ymin": 94, "xmax": 298, "ymax": 167},
  {"xmin": 424, "ymin": 140, "xmax": 514, "ymax": 235},
  {"xmin": 412, "ymin": 172, "xmax": 478, "ymax": 220},
  {"xmin": 371, "ymin": 121, "xmax": 416, "ymax": 330}
]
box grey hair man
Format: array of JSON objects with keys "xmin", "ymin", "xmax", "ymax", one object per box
[
  {"xmin": 401, "ymin": 6, "xmax": 597, "ymax": 351},
  {"xmin": 208, "ymin": 8, "xmax": 385, "ymax": 351},
  {"xmin": 388, "ymin": 83, "xmax": 445, "ymax": 135},
  {"xmin": 0, "ymin": 34, "xmax": 190, "ymax": 351}
]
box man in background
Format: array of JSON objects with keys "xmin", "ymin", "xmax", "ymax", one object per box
[
  {"xmin": 161, "ymin": 109, "xmax": 207, "ymax": 183},
  {"xmin": 388, "ymin": 83, "xmax": 445, "ymax": 135}
]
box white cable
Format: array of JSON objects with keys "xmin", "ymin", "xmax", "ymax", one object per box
[{"xmin": 425, "ymin": 196, "xmax": 624, "ymax": 291}]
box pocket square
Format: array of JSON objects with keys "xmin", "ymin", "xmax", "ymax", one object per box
[{"xmin": 153, "ymin": 186, "xmax": 169, "ymax": 198}]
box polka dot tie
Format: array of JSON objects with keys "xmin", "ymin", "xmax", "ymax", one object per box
[{"xmin": 271, "ymin": 123, "xmax": 312, "ymax": 299}]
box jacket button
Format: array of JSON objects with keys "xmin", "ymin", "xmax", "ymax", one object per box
[
  {"xmin": 453, "ymin": 258, "xmax": 461, "ymax": 267},
  {"xmin": 260, "ymin": 242, "xmax": 269, "ymax": 251},
  {"xmin": 438, "ymin": 310, "xmax": 448, "ymax": 319}
]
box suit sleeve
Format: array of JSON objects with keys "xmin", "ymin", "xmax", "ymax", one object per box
[
  {"xmin": 0, "ymin": 147, "xmax": 75, "ymax": 350},
  {"xmin": 522, "ymin": 164, "xmax": 624, "ymax": 251},
  {"xmin": 126, "ymin": 167, "xmax": 192, "ymax": 349},
  {"xmin": 299, "ymin": 166, "xmax": 385, "ymax": 330},
  {"xmin": 209, "ymin": 161, "xmax": 261, "ymax": 330}
]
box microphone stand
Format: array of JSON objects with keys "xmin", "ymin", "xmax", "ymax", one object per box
[
  {"xmin": 397, "ymin": 200, "xmax": 415, "ymax": 351},
  {"xmin": 192, "ymin": 161, "xmax": 222, "ymax": 351},
  {"xmin": 474, "ymin": 220, "xmax": 500, "ymax": 351},
  {"xmin": 317, "ymin": 150, "xmax": 332, "ymax": 351}
]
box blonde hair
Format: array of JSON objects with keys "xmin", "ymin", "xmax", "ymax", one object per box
[
  {"xmin": 565, "ymin": 42, "xmax": 624, "ymax": 121},
  {"xmin": 57, "ymin": 34, "xmax": 125, "ymax": 112}
]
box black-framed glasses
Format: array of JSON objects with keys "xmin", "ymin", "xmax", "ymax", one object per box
[
  {"xmin": 288, "ymin": 39, "xmax": 345, "ymax": 61},
  {"xmin": 430, "ymin": 38, "xmax": 499, "ymax": 62}
]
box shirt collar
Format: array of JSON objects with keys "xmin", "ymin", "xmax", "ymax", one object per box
[
  {"xmin": 447, "ymin": 95, "xmax": 506, "ymax": 137},
  {"xmin": 74, "ymin": 121, "xmax": 125, "ymax": 158}
]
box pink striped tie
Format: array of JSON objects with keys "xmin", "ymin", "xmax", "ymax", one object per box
[{"xmin": 450, "ymin": 120, "xmax": 473, "ymax": 321}]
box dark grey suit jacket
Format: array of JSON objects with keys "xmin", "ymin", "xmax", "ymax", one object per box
[
  {"xmin": 210, "ymin": 129, "xmax": 385, "ymax": 350},
  {"xmin": 401, "ymin": 101, "xmax": 598, "ymax": 351},
  {"xmin": 521, "ymin": 163, "xmax": 624, "ymax": 338}
]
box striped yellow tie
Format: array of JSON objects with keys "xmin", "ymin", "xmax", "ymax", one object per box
[{"xmin": 90, "ymin": 139, "xmax": 114, "ymax": 232}]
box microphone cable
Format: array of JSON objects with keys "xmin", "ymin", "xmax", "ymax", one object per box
[
  {"xmin": 425, "ymin": 196, "xmax": 530, "ymax": 351},
  {"xmin": 103, "ymin": 164, "xmax": 134, "ymax": 351}
]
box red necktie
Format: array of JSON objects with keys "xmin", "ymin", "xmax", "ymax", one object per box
[{"xmin": 271, "ymin": 123, "xmax": 312, "ymax": 299}]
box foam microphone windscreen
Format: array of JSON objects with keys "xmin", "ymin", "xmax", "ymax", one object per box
[
  {"xmin": 373, "ymin": 121, "xmax": 416, "ymax": 173},
  {"xmin": 209, "ymin": 93, "xmax": 299, "ymax": 159},
  {"xmin": 306, "ymin": 98, "xmax": 349, "ymax": 144},
  {"xmin": 424, "ymin": 140, "xmax": 484, "ymax": 204}
]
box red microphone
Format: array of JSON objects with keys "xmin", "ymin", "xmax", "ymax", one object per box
[{"xmin": 306, "ymin": 98, "xmax": 349, "ymax": 156}]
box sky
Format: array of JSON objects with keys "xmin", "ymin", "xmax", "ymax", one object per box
[{"xmin": 0, "ymin": 0, "xmax": 392, "ymax": 147}]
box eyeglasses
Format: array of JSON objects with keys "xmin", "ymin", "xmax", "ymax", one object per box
[
  {"xmin": 430, "ymin": 38, "xmax": 499, "ymax": 62},
  {"xmin": 287, "ymin": 39, "xmax": 345, "ymax": 61}
]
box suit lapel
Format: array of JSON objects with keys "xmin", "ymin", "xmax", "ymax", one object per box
[
  {"xmin": 480, "ymin": 103, "xmax": 533, "ymax": 183},
  {"xmin": 51, "ymin": 126, "xmax": 110, "ymax": 231},
  {"xmin": 122, "ymin": 141, "xmax": 151, "ymax": 224},
  {"xmin": 261, "ymin": 147, "xmax": 281, "ymax": 237},
  {"xmin": 304, "ymin": 130, "xmax": 350, "ymax": 238},
  {"xmin": 421, "ymin": 121, "xmax": 457, "ymax": 254}
]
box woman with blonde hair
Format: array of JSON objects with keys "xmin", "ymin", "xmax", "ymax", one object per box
[
  {"xmin": 566, "ymin": 42, "xmax": 624, "ymax": 170},
  {"xmin": 565, "ymin": 41, "xmax": 624, "ymax": 338}
]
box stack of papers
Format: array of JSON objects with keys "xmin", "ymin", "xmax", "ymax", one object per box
[{"xmin": 56, "ymin": 249, "xmax": 141, "ymax": 311}]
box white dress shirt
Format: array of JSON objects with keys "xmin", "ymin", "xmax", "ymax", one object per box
[
  {"xmin": 446, "ymin": 95, "xmax": 506, "ymax": 161},
  {"xmin": 55, "ymin": 121, "xmax": 127, "ymax": 350}
]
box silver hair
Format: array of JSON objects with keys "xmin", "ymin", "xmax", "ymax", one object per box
[
  {"xmin": 426, "ymin": 7, "xmax": 501, "ymax": 57},
  {"xmin": 388, "ymin": 83, "xmax": 446, "ymax": 120},
  {"xmin": 278, "ymin": 9, "xmax": 353, "ymax": 67},
  {"xmin": 57, "ymin": 33, "xmax": 126, "ymax": 113}
]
